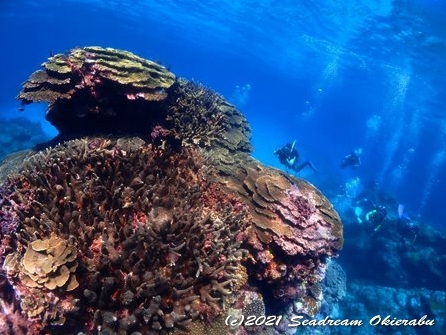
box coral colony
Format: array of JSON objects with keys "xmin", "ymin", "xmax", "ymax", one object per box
[{"xmin": 0, "ymin": 47, "xmax": 342, "ymax": 334}]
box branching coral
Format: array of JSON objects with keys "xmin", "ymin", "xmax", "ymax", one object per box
[
  {"xmin": 0, "ymin": 137, "xmax": 249, "ymax": 333},
  {"xmin": 165, "ymin": 79, "xmax": 251, "ymax": 153}
]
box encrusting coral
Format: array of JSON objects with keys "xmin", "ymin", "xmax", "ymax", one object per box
[{"xmin": 0, "ymin": 46, "xmax": 343, "ymax": 334}]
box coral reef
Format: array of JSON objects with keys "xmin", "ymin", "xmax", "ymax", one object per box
[
  {"xmin": 1, "ymin": 46, "xmax": 343, "ymax": 334},
  {"xmin": 275, "ymin": 280, "xmax": 445, "ymax": 335},
  {"xmin": 324, "ymin": 188, "xmax": 446, "ymax": 335},
  {"xmin": 0, "ymin": 137, "xmax": 248, "ymax": 333},
  {"xmin": 16, "ymin": 46, "xmax": 251, "ymax": 153}
]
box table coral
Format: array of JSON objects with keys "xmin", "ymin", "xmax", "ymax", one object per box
[
  {"xmin": 1, "ymin": 46, "xmax": 343, "ymax": 334},
  {"xmin": 17, "ymin": 46, "xmax": 175, "ymax": 135}
]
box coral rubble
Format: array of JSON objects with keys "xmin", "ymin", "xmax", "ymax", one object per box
[{"xmin": 1, "ymin": 46, "xmax": 343, "ymax": 334}]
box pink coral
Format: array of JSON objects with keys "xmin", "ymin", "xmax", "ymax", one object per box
[{"xmin": 274, "ymin": 184, "xmax": 341, "ymax": 257}]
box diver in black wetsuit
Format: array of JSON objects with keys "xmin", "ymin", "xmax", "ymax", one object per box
[
  {"xmin": 341, "ymin": 148, "xmax": 362, "ymax": 168},
  {"xmin": 274, "ymin": 141, "xmax": 318, "ymax": 173},
  {"xmin": 397, "ymin": 205, "xmax": 419, "ymax": 243},
  {"xmin": 366, "ymin": 205, "xmax": 387, "ymax": 232}
]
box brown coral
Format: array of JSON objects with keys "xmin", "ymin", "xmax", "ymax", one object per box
[
  {"xmin": 0, "ymin": 137, "xmax": 249, "ymax": 333},
  {"xmin": 165, "ymin": 79, "xmax": 252, "ymax": 153},
  {"xmin": 5, "ymin": 233, "xmax": 79, "ymax": 294}
]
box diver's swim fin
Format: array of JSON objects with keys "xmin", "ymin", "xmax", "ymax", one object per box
[
  {"xmin": 294, "ymin": 161, "xmax": 318, "ymax": 173},
  {"xmin": 308, "ymin": 161, "xmax": 318, "ymax": 173}
]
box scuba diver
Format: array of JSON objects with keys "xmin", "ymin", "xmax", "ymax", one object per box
[
  {"xmin": 365, "ymin": 205, "xmax": 388, "ymax": 232},
  {"xmin": 340, "ymin": 148, "xmax": 362, "ymax": 168},
  {"xmin": 397, "ymin": 204, "xmax": 419, "ymax": 243},
  {"xmin": 274, "ymin": 141, "xmax": 318, "ymax": 174}
]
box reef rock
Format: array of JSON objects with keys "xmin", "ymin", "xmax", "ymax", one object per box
[{"xmin": 1, "ymin": 46, "xmax": 343, "ymax": 334}]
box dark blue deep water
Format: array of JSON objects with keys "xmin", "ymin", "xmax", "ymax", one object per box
[{"xmin": 1, "ymin": 1, "xmax": 446, "ymax": 334}]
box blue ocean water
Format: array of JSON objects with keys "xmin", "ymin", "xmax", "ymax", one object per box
[
  {"xmin": 1, "ymin": 2, "xmax": 445, "ymax": 226},
  {"xmin": 1, "ymin": 1, "xmax": 446, "ymax": 334}
]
